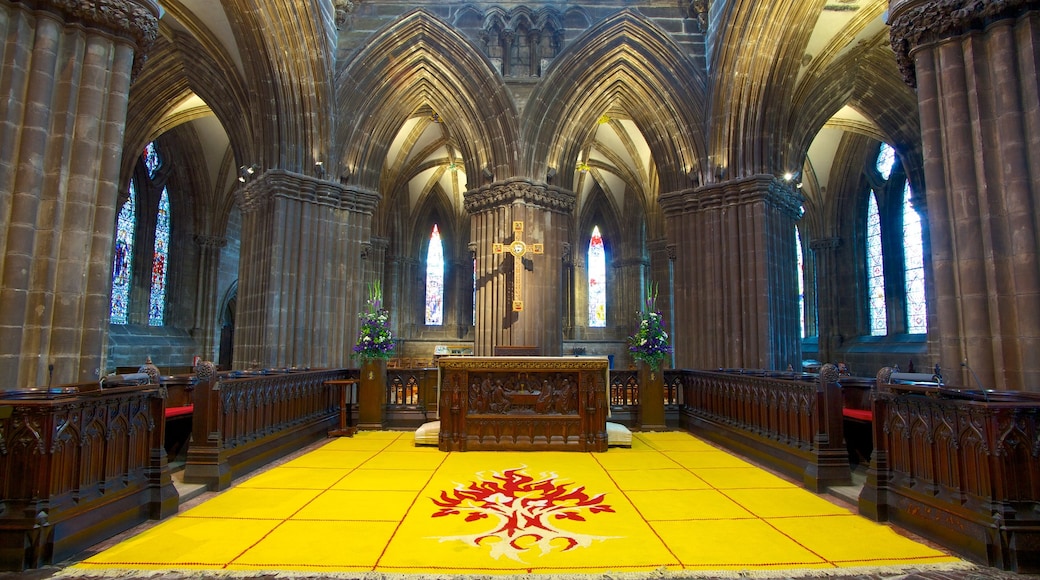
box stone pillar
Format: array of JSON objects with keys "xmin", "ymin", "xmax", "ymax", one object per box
[
  {"xmin": 661, "ymin": 175, "xmax": 803, "ymax": 370},
  {"xmin": 192, "ymin": 235, "xmax": 227, "ymax": 362},
  {"xmin": 889, "ymin": 0, "xmax": 1040, "ymax": 389},
  {"xmin": 810, "ymin": 237, "xmax": 842, "ymax": 364},
  {"xmin": 465, "ymin": 178, "xmax": 575, "ymax": 356},
  {"xmin": 234, "ymin": 170, "xmax": 379, "ymax": 369},
  {"xmin": 0, "ymin": 0, "xmax": 159, "ymax": 387}
]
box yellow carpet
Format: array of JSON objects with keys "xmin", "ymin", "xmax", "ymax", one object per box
[{"xmin": 66, "ymin": 431, "xmax": 967, "ymax": 578}]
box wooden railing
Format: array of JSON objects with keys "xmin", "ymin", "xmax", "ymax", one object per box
[
  {"xmin": 608, "ymin": 369, "xmax": 683, "ymax": 425},
  {"xmin": 861, "ymin": 374, "xmax": 1040, "ymax": 573},
  {"xmin": 183, "ymin": 368, "xmax": 350, "ymax": 491},
  {"xmin": 0, "ymin": 384, "xmax": 177, "ymax": 570},
  {"xmin": 384, "ymin": 367, "xmax": 437, "ymax": 428},
  {"xmin": 677, "ymin": 368, "xmax": 850, "ymax": 492}
]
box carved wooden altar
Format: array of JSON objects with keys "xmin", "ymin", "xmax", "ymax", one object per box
[{"xmin": 437, "ymin": 356, "xmax": 609, "ymax": 452}]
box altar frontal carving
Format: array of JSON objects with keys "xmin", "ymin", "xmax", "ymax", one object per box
[{"xmin": 438, "ymin": 356, "xmax": 609, "ymax": 451}]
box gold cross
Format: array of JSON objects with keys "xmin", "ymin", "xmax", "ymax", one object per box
[{"xmin": 492, "ymin": 221, "xmax": 543, "ymax": 311}]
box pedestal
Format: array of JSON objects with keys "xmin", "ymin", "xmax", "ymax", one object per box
[
  {"xmin": 637, "ymin": 363, "xmax": 667, "ymax": 431},
  {"xmin": 358, "ymin": 359, "xmax": 386, "ymax": 430}
]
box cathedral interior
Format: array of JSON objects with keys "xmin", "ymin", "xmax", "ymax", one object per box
[{"xmin": 2, "ymin": 0, "xmax": 1038, "ymax": 394}]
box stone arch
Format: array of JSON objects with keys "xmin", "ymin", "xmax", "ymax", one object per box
[
  {"xmin": 334, "ymin": 10, "xmax": 520, "ymax": 191},
  {"xmin": 522, "ymin": 10, "xmax": 707, "ymax": 195}
]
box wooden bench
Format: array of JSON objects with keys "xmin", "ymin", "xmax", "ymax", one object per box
[
  {"xmin": 838, "ymin": 376, "xmax": 875, "ymax": 466},
  {"xmin": 160, "ymin": 376, "xmax": 195, "ymax": 461}
]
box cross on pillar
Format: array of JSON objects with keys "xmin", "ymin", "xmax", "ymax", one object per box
[{"xmin": 493, "ymin": 220, "xmax": 543, "ymax": 311}]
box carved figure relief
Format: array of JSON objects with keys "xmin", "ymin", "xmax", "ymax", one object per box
[{"xmin": 468, "ymin": 373, "xmax": 578, "ymax": 415}]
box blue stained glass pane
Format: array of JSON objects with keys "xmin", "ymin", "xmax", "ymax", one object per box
[
  {"xmin": 148, "ymin": 188, "xmax": 170, "ymax": 326},
  {"xmin": 110, "ymin": 185, "xmax": 136, "ymax": 324},
  {"xmin": 903, "ymin": 182, "xmax": 927, "ymax": 333},
  {"xmin": 867, "ymin": 191, "xmax": 887, "ymax": 335},
  {"xmin": 425, "ymin": 224, "xmax": 444, "ymax": 325},
  {"xmin": 588, "ymin": 226, "xmax": 606, "ymax": 327},
  {"xmin": 144, "ymin": 142, "xmax": 161, "ymax": 178},
  {"xmin": 876, "ymin": 143, "xmax": 896, "ymax": 180},
  {"xmin": 796, "ymin": 227, "xmax": 805, "ymax": 339}
]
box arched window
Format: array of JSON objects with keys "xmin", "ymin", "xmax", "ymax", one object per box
[
  {"xmin": 876, "ymin": 142, "xmax": 896, "ymax": 180},
  {"xmin": 149, "ymin": 188, "xmax": 170, "ymax": 326},
  {"xmin": 111, "ymin": 141, "xmax": 173, "ymax": 326},
  {"xmin": 903, "ymin": 183, "xmax": 927, "ymax": 333},
  {"xmin": 425, "ymin": 224, "xmax": 444, "ymax": 325},
  {"xmin": 796, "ymin": 227, "xmax": 805, "ymax": 339},
  {"xmin": 587, "ymin": 225, "xmax": 606, "ymax": 327},
  {"xmin": 866, "ymin": 191, "xmax": 887, "ymax": 336},
  {"xmin": 110, "ymin": 184, "xmax": 136, "ymax": 324}
]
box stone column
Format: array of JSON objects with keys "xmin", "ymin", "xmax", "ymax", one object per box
[
  {"xmin": 192, "ymin": 234, "xmax": 227, "ymax": 361},
  {"xmin": 810, "ymin": 238, "xmax": 842, "ymax": 364},
  {"xmin": 613, "ymin": 257, "xmax": 648, "ymax": 359},
  {"xmin": 234, "ymin": 170, "xmax": 379, "ymax": 369},
  {"xmin": 661, "ymin": 175, "xmax": 803, "ymax": 370},
  {"xmin": 0, "ymin": 0, "xmax": 159, "ymax": 387},
  {"xmin": 889, "ymin": 0, "xmax": 1040, "ymax": 389},
  {"xmin": 465, "ymin": 178, "xmax": 575, "ymax": 356}
]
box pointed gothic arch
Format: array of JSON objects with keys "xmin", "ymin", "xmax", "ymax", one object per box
[
  {"xmin": 335, "ymin": 10, "xmax": 521, "ymax": 191},
  {"xmin": 523, "ymin": 10, "xmax": 707, "ymax": 194}
]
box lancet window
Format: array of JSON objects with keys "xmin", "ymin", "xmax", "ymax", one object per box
[
  {"xmin": 588, "ymin": 225, "xmax": 607, "ymax": 327},
  {"xmin": 425, "ymin": 224, "xmax": 445, "ymax": 325}
]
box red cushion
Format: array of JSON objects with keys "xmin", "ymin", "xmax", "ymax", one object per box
[
  {"xmin": 165, "ymin": 404, "xmax": 194, "ymax": 419},
  {"xmin": 842, "ymin": 408, "xmax": 873, "ymax": 422}
]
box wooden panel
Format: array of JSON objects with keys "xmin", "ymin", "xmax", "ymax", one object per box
[
  {"xmin": 437, "ymin": 356, "xmax": 608, "ymax": 452},
  {"xmin": 678, "ymin": 369, "xmax": 850, "ymax": 492},
  {"xmin": 860, "ymin": 384, "xmax": 1040, "ymax": 573},
  {"xmin": 0, "ymin": 385, "xmax": 177, "ymax": 571},
  {"xmin": 183, "ymin": 368, "xmax": 348, "ymax": 491}
]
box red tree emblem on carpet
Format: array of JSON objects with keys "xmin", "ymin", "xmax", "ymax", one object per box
[{"xmin": 430, "ymin": 467, "xmax": 617, "ymax": 562}]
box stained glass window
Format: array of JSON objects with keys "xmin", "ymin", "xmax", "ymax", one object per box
[
  {"xmin": 867, "ymin": 191, "xmax": 887, "ymax": 335},
  {"xmin": 796, "ymin": 227, "xmax": 805, "ymax": 339},
  {"xmin": 148, "ymin": 188, "xmax": 170, "ymax": 326},
  {"xmin": 425, "ymin": 224, "xmax": 444, "ymax": 325},
  {"xmin": 144, "ymin": 142, "xmax": 161, "ymax": 178},
  {"xmin": 110, "ymin": 184, "xmax": 136, "ymax": 324},
  {"xmin": 588, "ymin": 225, "xmax": 606, "ymax": 327},
  {"xmin": 876, "ymin": 142, "xmax": 896, "ymax": 180},
  {"xmin": 903, "ymin": 182, "xmax": 927, "ymax": 333}
]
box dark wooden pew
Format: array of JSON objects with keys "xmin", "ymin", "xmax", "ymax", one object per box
[
  {"xmin": 678, "ymin": 365, "xmax": 851, "ymax": 492},
  {"xmin": 860, "ymin": 367, "xmax": 1040, "ymax": 573},
  {"xmin": 182, "ymin": 367, "xmax": 351, "ymax": 491},
  {"xmin": 837, "ymin": 375, "xmax": 875, "ymax": 466},
  {"xmin": 0, "ymin": 383, "xmax": 177, "ymax": 570}
]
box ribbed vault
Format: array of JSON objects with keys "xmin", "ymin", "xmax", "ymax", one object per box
[
  {"xmin": 334, "ymin": 10, "xmax": 520, "ymax": 191},
  {"xmin": 523, "ymin": 10, "xmax": 707, "ymax": 195}
]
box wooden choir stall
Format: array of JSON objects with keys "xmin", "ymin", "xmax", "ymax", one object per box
[{"xmin": 437, "ymin": 356, "xmax": 609, "ymax": 452}]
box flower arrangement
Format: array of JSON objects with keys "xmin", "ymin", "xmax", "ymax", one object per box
[
  {"xmin": 354, "ymin": 281, "xmax": 395, "ymax": 361},
  {"xmin": 628, "ymin": 282, "xmax": 673, "ymax": 371}
]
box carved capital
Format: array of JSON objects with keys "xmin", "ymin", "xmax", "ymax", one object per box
[
  {"xmin": 22, "ymin": 0, "xmax": 161, "ymax": 52},
  {"xmin": 236, "ymin": 169, "xmax": 381, "ymax": 214},
  {"xmin": 193, "ymin": 234, "xmax": 228, "ymax": 249},
  {"xmin": 464, "ymin": 177, "xmax": 576, "ymax": 215},
  {"xmin": 809, "ymin": 237, "xmax": 841, "ymax": 251},
  {"xmin": 659, "ymin": 175, "xmax": 804, "ymax": 221},
  {"xmin": 666, "ymin": 244, "xmax": 678, "ymax": 261},
  {"xmin": 889, "ymin": 0, "xmax": 1038, "ymax": 88}
]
